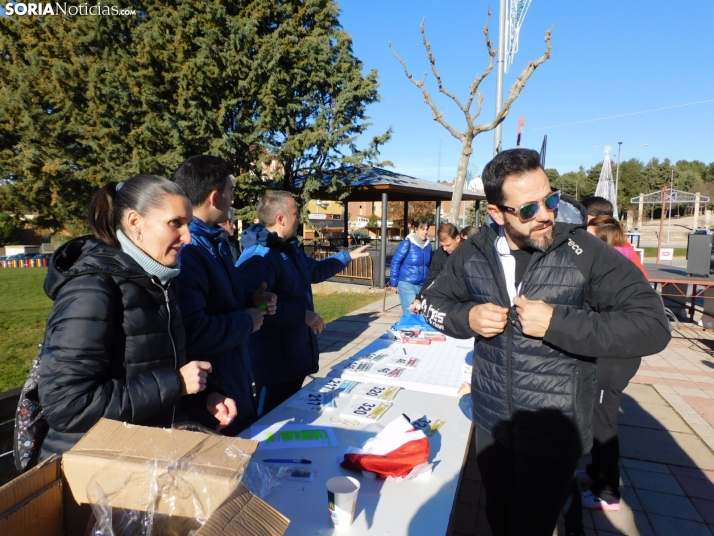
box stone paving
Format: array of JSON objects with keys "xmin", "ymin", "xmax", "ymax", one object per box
[{"xmin": 309, "ymin": 290, "xmax": 714, "ymax": 535}]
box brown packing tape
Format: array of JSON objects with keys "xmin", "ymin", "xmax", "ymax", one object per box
[{"xmin": 198, "ymin": 483, "xmax": 290, "ymax": 536}]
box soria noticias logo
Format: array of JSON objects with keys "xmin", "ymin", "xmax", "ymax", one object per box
[{"xmin": 4, "ymin": 2, "xmax": 136, "ymax": 16}]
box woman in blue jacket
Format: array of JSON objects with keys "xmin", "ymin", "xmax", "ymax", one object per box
[{"xmin": 390, "ymin": 217, "xmax": 433, "ymax": 314}]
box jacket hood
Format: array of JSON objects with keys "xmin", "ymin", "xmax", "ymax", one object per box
[
  {"xmin": 45, "ymin": 235, "xmax": 148, "ymax": 300},
  {"xmin": 557, "ymin": 194, "xmax": 588, "ymax": 226},
  {"xmin": 188, "ymin": 216, "xmax": 224, "ymax": 239},
  {"xmin": 241, "ymin": 223, "xmax": 285, "ymax": 250}
]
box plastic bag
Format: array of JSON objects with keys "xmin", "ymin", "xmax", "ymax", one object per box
[
  {"xmin": 240, "ymin": 462, "xmax": 293, "ymax": 499},
  {"xmin": 88, "ymin": 423, "xmax": 252, "ymax": 536},
  {"xmin": 392, "ymin": 314, "xmax": 439, "ymax": 333}
]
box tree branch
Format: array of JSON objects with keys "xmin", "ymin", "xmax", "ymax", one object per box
[
  {"xmin": 473, "ymin": 25, "xmax": 554, "ymax": 136},
  {"xmin": 465, "ymin": 9, "xmax": 496, "ymax": 117},
  {"xmin": 389, "ymin": 40, "xmax": 463, "ymax": 141},
  {"xmin": 420, "ymin": 18, "xmax": 465, "ymax": 112}
]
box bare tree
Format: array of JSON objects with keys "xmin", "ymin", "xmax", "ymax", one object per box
[{"xmin": 390, "ymin": 11, "xmax": 553, "ymax": 224}]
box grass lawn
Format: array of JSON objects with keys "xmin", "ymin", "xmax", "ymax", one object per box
[
  {"xmin": 0, "ymin": 269, "xmax": 52, "ymax": 392},
  {"xmin": 0, "ymin": 268, "xmax": 380, "ymax": 392},
  {"xmin": 313, "ymin": 292, "xmax": 380, "ymax": 324}
]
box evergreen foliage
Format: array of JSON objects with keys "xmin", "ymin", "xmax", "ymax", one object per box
[
  {"xmin": 0, "ymin": 0, "xmax": 389, "ymax": 231},
  {"xmin": 0, "ymin": 213, "xmax": 24, "ymax": 246}
]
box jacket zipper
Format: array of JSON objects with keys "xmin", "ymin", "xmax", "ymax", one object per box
[{"xmin": 153, "ymin": 278, "xmax": 178, "ymax": 426}]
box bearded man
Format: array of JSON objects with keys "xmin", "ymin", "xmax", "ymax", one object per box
[{"xmin": 421, "ymin": 148, "xmax": 670, "ymax": 536}]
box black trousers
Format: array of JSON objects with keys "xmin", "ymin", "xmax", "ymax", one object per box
[
  {"xmin": 256, "ymin": 378, "xmax": 305, "ymax": 416},
  {"xmin": 475, "ymin": 426, "xmax": 579, "ymax": 536},
  {"xmin": 586, "ymin": 356, "xmax": 641, "ymax": 501}
]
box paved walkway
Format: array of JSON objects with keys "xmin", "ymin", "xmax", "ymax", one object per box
[{"xmin": 310, "ymin": 292, "xmax": 714, "ymax": 535}]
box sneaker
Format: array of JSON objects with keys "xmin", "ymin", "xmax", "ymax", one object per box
[
  {"xmin": 574, "ymin": 469, "xmax": 593, "ymax": 485},
  {"xmin": 582, "ymin": 490, "xmax": 621, "ymax": 511}
]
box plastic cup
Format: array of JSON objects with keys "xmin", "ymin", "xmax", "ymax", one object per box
[{"xmin": 326, "ymin": 476, "xmax": 360, "ymax": 527}]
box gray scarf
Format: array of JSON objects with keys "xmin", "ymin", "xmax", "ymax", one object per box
[
  {"xmin": 408, "ymin": 231, "xmax": 429, "ymax": 248},
  {"xmin": 116, "ymin": 229, "xmax": 181, "ymax": 286}
]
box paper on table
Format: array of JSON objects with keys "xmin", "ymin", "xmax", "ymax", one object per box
[
  {"xmin": 317, "ymin": 377, "xmax": 360, "ymax": 395},
  {"xmin": 285, "ymin": 390, "xmax": 340, "ymax": 412},
  {"xmin": 250, "ymin": 422, "xmax": 340, "ymax": 450}
]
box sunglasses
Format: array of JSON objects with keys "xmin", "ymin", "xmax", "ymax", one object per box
[{"xmin": 496, "ymin": 190, "xmax": 561, "ymax": 222}]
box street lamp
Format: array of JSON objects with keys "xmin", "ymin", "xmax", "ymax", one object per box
[{"xmin": 615, "ymin": 143, "xmax": 650, "ymax": 217}]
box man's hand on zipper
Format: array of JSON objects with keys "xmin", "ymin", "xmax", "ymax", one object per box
[
  {"xmin": 468, "ymin": 303, "xmax": 509, "ymax": 338},
  {"xmin": 513, "ymin": 295, "xmax": 554, "ymax": 339}
]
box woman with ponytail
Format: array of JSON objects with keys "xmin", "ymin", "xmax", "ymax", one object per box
[{"xmin": 37, "ymin": 175, "xmax": 237, "ymax": 459}]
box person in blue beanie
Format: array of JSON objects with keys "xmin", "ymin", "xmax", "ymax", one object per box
[{"xmin": 237, "ymin": 191, "xmax": 370, "ymax": 415}]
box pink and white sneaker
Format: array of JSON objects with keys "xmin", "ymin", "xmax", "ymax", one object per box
[{"xmin": 582, "ymin": 490, "xmax": 621, "ymax": 511}]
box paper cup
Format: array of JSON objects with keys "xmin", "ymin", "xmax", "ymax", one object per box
[{"xmin": 326, "ymin": 476, "xmax": 360, "ymax": 527}]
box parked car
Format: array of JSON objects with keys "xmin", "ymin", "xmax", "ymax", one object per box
[
  {"xmin": 4, "ymin": 253, "xmax": 37, "ymax": 268},
  {"xmin": 351, "ymin": 233, "xmax": 372, "ymax": 246},
  {"xmin": 31, "ymin": 253, "xmax": 52, "ymax": 267}
]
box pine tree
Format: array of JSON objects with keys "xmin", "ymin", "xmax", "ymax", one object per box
[{"xmin": 0, "ymin": 0, "xmax": 389, "ymax": 230}]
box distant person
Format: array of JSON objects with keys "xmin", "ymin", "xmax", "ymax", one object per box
[
  {"xmin": 37, "ymin": 175, "xmax": 237, "ymax": 461},
  {"xmin": 219, "ymin": 207, "xmax": 241, "ymax": 263},
  {"xmin": 581, "ymin": 196, "xmax": 646, "ymax": 274},
  {"xmin": 580, "ymin": 196, "xmax": 614, "ymax": 222},
  {"xmin": 575, "ymin": 215, "xmax": 646, "ymax": 510},
  {"xmin": 410, "ymin": 223, "xmax": 462, "ymax": 313},
  {"xmin": 390, "ymin": 217, "xmax": 433, "ymax": 315},
  {"xmin": 173, "ymin": 156, "xmax": 276, "ymax": 434},
  {"xmin": 236, "ymin": 191, "xmax": 371, "ymax": 414},
  {"xmin": 460, "ymin": 225, "xmax": 478, "ymax": 240}
]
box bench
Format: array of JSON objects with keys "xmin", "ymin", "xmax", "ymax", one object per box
[{"xmin": 0, "ymin": 387, "xmax": 21, "ymax": 486}]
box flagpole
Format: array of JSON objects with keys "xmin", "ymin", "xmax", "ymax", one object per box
[{"xmin": 493, "ymin": 0, "xmax": 507, "ymax": 155}]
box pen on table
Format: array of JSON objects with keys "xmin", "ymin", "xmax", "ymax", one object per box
[
  {"xmin": 262, "ymin": 458, "xmax": 312, "ymax": 464},
  {"xmin": 403, "ymin": 348, "xmax": 407, "ymax": 354}
]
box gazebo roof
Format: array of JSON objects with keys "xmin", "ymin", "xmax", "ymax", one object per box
[{"xmin": 345, "ymin": 167, "xmax": 485, "ymax": 203}]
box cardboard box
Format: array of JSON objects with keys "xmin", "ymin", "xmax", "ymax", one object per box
[{"xmin": 0, "ymin": 418, "xmax": 289, "ymax": 535}]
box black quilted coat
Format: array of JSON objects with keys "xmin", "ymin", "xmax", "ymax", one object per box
[
  {"xmin": 38, "ymin": 236, "xmax": 197, "ymax": 459},
  {"xmin": 422, "ymin": 221, "xmax": 671, "ymax": 458}
]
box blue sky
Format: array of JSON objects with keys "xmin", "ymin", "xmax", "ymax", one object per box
[{"xmin": 338, "ymin": 0, "xmax": 714, "ymax": 181}]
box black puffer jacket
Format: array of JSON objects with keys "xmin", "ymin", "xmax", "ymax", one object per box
[
  {"xmin": 422, "ymin": 221, "xmax": 671, "ymax": 458},
  {"xmin": 38, "ymin": 236, "xmax": 194, "ymax": 459}
]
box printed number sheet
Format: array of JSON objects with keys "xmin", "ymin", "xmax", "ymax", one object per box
[{"xmin": 329, "ymin": 335, "xmax": 474, "ymax": 397}]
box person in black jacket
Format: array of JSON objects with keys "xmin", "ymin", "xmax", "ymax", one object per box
[
  {"xmin": 38, "ymin": 175, "xmax": 237, "ymax": 459},
  {"xmin": 409, "ymin": 223, "xmax": 462, "ymax": 313},
  {"xmin": 421, "ymin": 149, "xmax": 671, "ymax": 536}
]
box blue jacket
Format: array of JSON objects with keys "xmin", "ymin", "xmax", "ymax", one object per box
[
  {"xmin": 389, "ymin": 235, "xmax": 433, "ymax": 287},
  {"xmin": 236, "ymin": 224, "xmax": 352, "ymax": 384},
  {"xmin": 175, "ymin": 217, "xmax": 257, "ymax": 432}
]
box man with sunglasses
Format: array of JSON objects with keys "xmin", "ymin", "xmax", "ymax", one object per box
[{"xmin": 421, "ymin": 149, "xmax": 670, "ymax": 536}]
